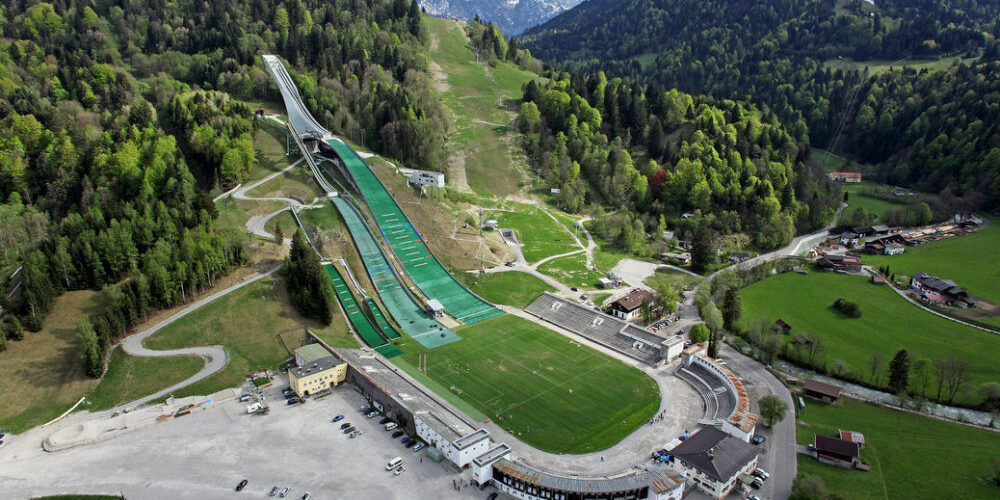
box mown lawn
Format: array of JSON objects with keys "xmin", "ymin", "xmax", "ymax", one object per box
[
  {"xmin": 795, "ymin": 398, "xmax": 1000, "ymax": 499},
  {"xmin": 397, "ymin": 314, "xmax": 659, "ymax": 453},
  {"xmin": 537, "ymin": 253, "xmax": 604, "ymax": 289},
  {"xmin": 644, "ymin": 268, "xmax": 702, "ymax": 291},
  {"xmin": 463, "ymin": 271, "xmax": 554, "ymax": 308},
  {"xmin": 741, "ymin": 271, "xmax": 1000, "ymax": 405},
  {"xmin": 865, "ymin": 220, "xmax": 1000, "ymax": 308},
  {"xmin": 85, "ymin": 347, "xmax": 203, "ymax": 411},
  {"xmin": 143, "ymin": 274, "xmax": 356, "ymax": 398},
  {"xmin": 495, "ymin": 202, "xmax": 579, "ymax": 263},
  {"xmin": 842, "ymin": 191, "xmax": 906, "ymax": 222}
]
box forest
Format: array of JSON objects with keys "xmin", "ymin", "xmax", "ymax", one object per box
[
  {"xmin": 0, "ymin": 0, "xmax": 441, "ymax": 375},
  {"xmin": 518, "ymin": 74, "xmax": 840, "ymax": 254},
  {"xmin": 520, "ymin": 0, "xmax": 1000, "ymax": 209}
]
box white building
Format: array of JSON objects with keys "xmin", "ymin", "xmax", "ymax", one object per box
[
  {"xmin": 668, "ymin": 427, "xmax": 759, "ymax": 499},
  {"xmin": 447, "ymin": 428, "xmax": 491, "ymax": 468}
]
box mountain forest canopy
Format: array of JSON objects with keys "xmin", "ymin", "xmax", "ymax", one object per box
[
  {"xmin": 518, "ymin": 74, "xmax": 839, "ymax": 252},
  {"xmin": 520, "ymin": 0, "xmax": 1000, "ymax": 209},
  {"xmin": 0, "ymin": 0, "xmax": 442, "ymax": 374}
]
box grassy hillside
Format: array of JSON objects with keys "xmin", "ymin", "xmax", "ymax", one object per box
[
  {"xmin": 741, "ymin": 272, "xmax": 999, "ymax": 405},
  {"xmin": 426, "ymin": 17, "xmax": 538, "ymax": 197},
  {"xmin": 796, "ymin": 398, "xmax": 1000, "ymax": 499},
  {"xmin": 461, "ymin": 271, "xmax": 555, "ymax": 308}
]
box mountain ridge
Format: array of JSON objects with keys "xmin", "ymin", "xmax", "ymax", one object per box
[{"xmin": 419, "ymin": 0, "xmax": 582, "ymax": 35}]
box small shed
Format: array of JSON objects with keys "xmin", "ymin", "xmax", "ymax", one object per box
[
  {"xmin": 772, "ymin": 319, "xmax": 791, "ymax": 334},
  {"xmin": 803, "ymin": 378, "xmax": 841, "ymax": 403},
  {"xmin": 814, "ymin": 433, "xmax": 861, "ymax": 469},
  {"xmin": 426, "ymin": 299, "xmax": 445, "ymax": 318}
]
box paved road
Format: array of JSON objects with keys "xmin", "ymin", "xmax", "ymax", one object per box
[
  {"xmin": 118, "ymin": 265, "xmax": 282, "ymax": 410},
  {"xmin": 721, "ymin": 344, "xmax": 796, "ymax": 500},
  {"xmin": 231, "ymin": 157, "xmax": 326, "ymax": 244}
]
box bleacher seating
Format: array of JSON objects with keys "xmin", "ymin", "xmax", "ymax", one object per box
[{"xmin": 525, "ymin": 293, "xmax": 663, "ymax": 365}]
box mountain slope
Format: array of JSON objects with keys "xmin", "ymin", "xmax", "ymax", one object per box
[
  {"xmin": 519, "ymin": 0, "xmax": 1000, "ymax": 208},
  {"xmin": 419, "ymin": 0, "xmax": 583, "ymax": 35}
]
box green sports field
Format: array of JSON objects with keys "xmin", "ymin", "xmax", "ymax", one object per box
[
  {"xmin": 398, "ymin": 314, "xmax": 660, "ymax": 454},
  {"xmin": 796, "ymin": 398, "xmax": 1000, "ymax": 499},
  {"xmin": 741, "ymin": 271, "xmax": 1000, "ymax": 405}
]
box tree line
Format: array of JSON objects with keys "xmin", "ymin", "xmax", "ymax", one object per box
[
  {"xmin": 0, "ymin": 1, "xmax": 441, "ymax": 376},
  {"xmin": 519, "ymin": 0, "xmax": 1000, "ymax": 210},
  {"xmin": 518, "ymin": 73, "xmax": 839, "ymax": 254}
]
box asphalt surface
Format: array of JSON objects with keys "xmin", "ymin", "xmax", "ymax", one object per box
[
  {"xmin": 118, "ymin": 265, "xmax": 282, "ymax": 410},
  {"xmin": 720, "ymin": 345, "xmax": 796, "ymax": 500}
]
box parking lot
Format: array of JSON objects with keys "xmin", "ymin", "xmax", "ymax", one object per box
[{"xmin": 2, "ymin": 379, "xmax": 495, "ymax": 500}]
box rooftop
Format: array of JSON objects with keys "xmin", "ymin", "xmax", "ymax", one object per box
[
  {"xmin": 804, "ymin": 378, "xmax": 842, "ymax": 398},
  {"xmin": 610, "ymin": 289, "xmax": 652, "ymax": 312},
  {"xmin": 815, "ymin": 433, "xmax": 860, "ymax": 459},
  {"xmin": 473, "ymin": 443, "xmax": 512, "ymax": 467},
  {"xmin": 830, "ymin": 171, "xmax": 863, "ymax": 178},
  {"xmin": 669, "ymin": 427, "xmax": 758, "ymax": 483},
  {"xmin": 493, "ymin": 459, "xmax": 683, "ymax": 495},
  {"xmin": 295, "ymin": 343, "xmax": 333, "ymax": 364},
  {"xmin": 331, "ymin": 347, "xmax": 474, "ymax": 442},
  {"xmin": 452, "ymin": 428, "xmax": 490, "ymax": 450},
  {"xmin": 289, "ymin": 355, "xmax": 343, "ymax": 379},
  {"xmin": 839, "ymin": 430, "xmax": 865, "ymax": 446}
]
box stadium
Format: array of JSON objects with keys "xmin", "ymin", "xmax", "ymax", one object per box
[{"xmin": 265, "ymin": 55, "xmax": 761, "ymax": 500}]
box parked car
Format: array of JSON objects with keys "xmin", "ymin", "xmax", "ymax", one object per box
[
  {"xmin": 385, "ymin": 422, "xmax": 398, "ymax": 431},
  {"xmin": 301, "ymin": 493, "xmax": 311, "ymax": 500},
  {"xmin": 332, "ymin": 414, "xmax": 344, "ymax": 422},
  {"xmin": 343, "ymin": 426, "xmax": 356, "ymax": 434},
  {"xmin": 391, "ymin": 430, "xmax": 405, "ymax": 438},
  {"xmin": 269, "ymin": 486, "xmax": 279, "ymax": 496},
  {"xmin": 401, "ymin": 437, "xmax": 412, "ymax": 445},
  {"xmin": 366, "ymin": 410, "xmax": 379, "ymax": 418},
  {"xmin": 404, "ymin": 440, "xmax": 416, "ymax": 448},
  {"xmin": 282, "ymin": 387, "xmax": 293, "ymax": 395},
  {"xmin": 393, "ymin": 466, "xmax": 405, "ymax": 476},
  {"xmin": 279, "ymin": 487, "xmax": 290, "ymax": 497},
  {"xmin": 379, "ymin": 417, "xmax": 391, "ymax": 424},
  {"xmin": 746, "ymin": 495, "xmax": 761, "ymax": 500},
  {"xmin": 412, "ymin": 442, "xmax": 425, "ymax": 452},
  {"xmin": 349, "ymin": 430, "xmax": 361, "ymax": 438},
  {"xmin": 570, "ymin": 287, "xmax": 578, "ymax": 292},
  {"xmin": 753, "ymin": 468, "xmax": 770, "ymax": 480},
  {"xmin": 487, "ymin": 493, "xmax": 498, "ymax": 500},
  {"xmin": 358, "ymin": 405, "xmax": 370, "ymax": 412},
  {"xmin": 238, "ymin": 393, "xmax": 252, "ymax": 402},
  {"xmin": 283, "ymin": 392, "xmax": 296, "ymax": 399},
  {"xmin": 286, "ymin": 398, "xmax": 301, "ymax": 406},
  {"xmin": 752, "ymin": 435, "xmax": 766, "ymax": 445},
  {"xmin": 750, "ymin": 478, "xmax": 763, "ymax": 489},
  {"xmin": 235, "ymin": 479, "xmax": 248, "ymax": 492},
  {"xmin": 340, "ymin": 422, "xmax": 352, "ymax": 429},
  {"xmin": 504, "ymin": 261, "xmax": 514, "ymax": 267}
]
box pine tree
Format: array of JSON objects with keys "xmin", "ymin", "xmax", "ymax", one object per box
[{"xmin": 888, "ymin": 349, "xmax": 911, "ymax": 394}]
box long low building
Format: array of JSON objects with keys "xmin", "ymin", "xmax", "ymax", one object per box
[
  {"xmin": 487, "ymin": 459, "xmax": 684, "ymax": 500},
  {"xmin": 525, "ymin": 292, "xmax": 684, "ymax": 366}
]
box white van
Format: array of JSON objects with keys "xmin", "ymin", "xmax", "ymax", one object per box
[
  {"xmin": 385, "ymin": 457, "xmax": 402, "ymax": 470},
  {"xmin": 246, "ymin": 402, "xmax": 262, "ymax": 414},
  {"xmin": 385, "ymin": 422, "xmax": 398, "ymax": 431}
]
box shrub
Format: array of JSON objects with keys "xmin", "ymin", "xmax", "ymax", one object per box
[{"xmin": 833, "ymin": 297, "xmax": 862, "ymax": 318}]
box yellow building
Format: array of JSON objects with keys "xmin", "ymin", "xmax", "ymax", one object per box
[{"xmin": 289, "ymin": 345, "xmax": 348, "ymax": 397}]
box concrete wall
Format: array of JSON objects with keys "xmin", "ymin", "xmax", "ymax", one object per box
[{"xmin": 344, "ymin": 368, "xmax": 417, "ymax": 437}]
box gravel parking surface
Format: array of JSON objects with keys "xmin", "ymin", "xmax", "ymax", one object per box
[{"xmin": 2, "ymin": 382, "xmax": 491, "ymax": 500}]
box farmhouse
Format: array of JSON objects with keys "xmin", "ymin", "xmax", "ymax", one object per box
[
  {"xmin": 608, "ymin": 289, "xmax": 653, "ymax": 321},
  {"xmin": 838, "ymin": 429, "xmax": 866, "ymax": 448},
  {"xmin": 815, "ymin": 253, "xmax": 861, "ymax": 273},
  {"xmin": 910, "ymin": 272, "xmax": 976, "ymax": 308},
  {"xmin": 813, "ymin": 433, "xmax": 861, "ymax": 469},
  {"xmin": 803, "ymin": 378, "xmax": 841, "ymax": 403},
  {"xmin": 828, "ymin": 171, "xmax": 862, "ymax": 183},
  {"xmin": 838, "ymin": 231, "xmax": 860, "ymax": 247},
  {"xmin": 729, "ymin": 252, "xmax": 750, "ymax": 263},
  {"xmin": 668, "ymin": 427, "xmax": 759, "ymax": 499}
]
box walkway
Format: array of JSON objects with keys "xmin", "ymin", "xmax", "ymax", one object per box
[
  {"xmin": 119, "ymin": 265, "xmax": 282, "ymax": 410},
  {"xmin": 230, "ymin": 157, "xmax": 325, "ymax": 245}
]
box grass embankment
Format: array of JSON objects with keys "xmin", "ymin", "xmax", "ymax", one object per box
[
  {"xmin": 397, "ymin": 314, "xmax": 659, "ymax": 453},
  {"xmin": 741, "ymin": 272, "xmax": 1000, "ymax": 404},
  {"xmin": 865, "ymin": 220, "xmax": 1000, "ymax": 310},
  {"xmin": 0, "ymin": 291, "xmax": 104, "ymax": 433},
  {"xmin": 426, "ymin": 17, "xmax": 538, "ymax": 197},
  {"xmin": 796, "ymin": 398, "xmax": 1000, "ymax": 499},
  {"xmin": 495, "ymin": 202, "xmax": 580, "ymax": 263},
  {"xmin": 139, "ymin": 274, "xmax": 355, "ymax": 398},
  {"xmin": 85, "ymin": 347, "xmax": 203, "ymax": 411},
  {"xmin": 461, "ymin": 271, "xmax": 554, "ymax": 308},
  {"xmin": 644, "ymin": 268, "xmax": 701, "ymax": 291},
  {"xmin": 538, "ymin": 254, "xmax": 603, "ymax": 289}
]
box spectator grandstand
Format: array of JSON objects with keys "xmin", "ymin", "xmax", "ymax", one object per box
[{"xmin": 524, "ymin": 293, "xmax": 683, "ymax": 366}]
